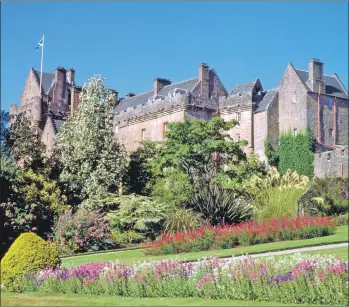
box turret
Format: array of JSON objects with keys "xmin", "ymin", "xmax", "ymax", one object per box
[{"xmin": 32, "ymin": 96, "xmax": 42, "ymax": 122}]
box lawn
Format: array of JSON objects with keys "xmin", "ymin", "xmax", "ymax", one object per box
[
  {"xmin": 62, "ymin": 225, "xmax": 348, "ymax": 267},
  {"xmin": 0, "ymin": 292, "xmax": 317, "ymax": 306}
]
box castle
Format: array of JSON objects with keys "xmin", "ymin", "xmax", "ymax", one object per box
[{"xmin": 10, "ymin": 58, "xmax": 348, "ymax": 177}]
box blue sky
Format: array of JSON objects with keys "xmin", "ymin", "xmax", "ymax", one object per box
[{"xmin": 1, "ymin": 2, "xmax": 348, "ymax": 111}]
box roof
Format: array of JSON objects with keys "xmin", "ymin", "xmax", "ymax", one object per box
[
  {"xmin": 115, "ymin": 78, "xmax": 198, "ymax": 113},
  {"xmin": 230, "ymin": 81, "xmax": 257, "ymax": 96},
  {"xmin": 254, "ymin": 88, "xmax": 278, "ymax": 113},
  {"xmin": 51, "ymin": 118, "xmax": 66, "ymax": 134},
  {"xmin": 33, "ymin": 69, "xmax": 55, "ymax": 94},
  {"xmin": 295, "ymin": 69, "xmax": 348, "ymax": 99}
]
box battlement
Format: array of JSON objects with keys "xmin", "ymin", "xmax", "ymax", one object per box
[
  {"xmin": 114, "ymin": 92, "xmax": 219, "ymax": 127},
  {"xmin": 219, "ymin": 94, "xmax": 254, "ymax": 111}
]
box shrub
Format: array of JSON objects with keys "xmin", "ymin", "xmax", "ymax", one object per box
[
  {"xmin": 144, "ymin": 216, "xmax": 337, "ymax": 255},
  {"xmin": 107, "ymin": 194, "xmax": 172, "ymax": 241},
  {"xmin": 164, "ymin": 208, "xmax": 202, "ymax": 234},
  {"xmin": 111, "ymin": 229, "xmax": 145, "ymax": 246},
  {"xmin": 48, "ymin": 208, "xmax": 114, "ymax": 256},
  {"xmin": 1, "ymin": 232, "xmax": 61, "ymax": 292},
  {"xmin": 304, "ymin": 176, "xmax": 349, "ymax": 216},
  {"xmin": 186, "ymin": 183, "xmax": 253, "ymax": 226},
  {"xmin": 245, "ymin": 167, "xmax": 309, "ymax": 220}
]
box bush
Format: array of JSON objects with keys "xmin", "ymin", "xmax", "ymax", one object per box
[
  {"xmin": 164, "ymin": 208, "xmax": 203, "ymax": 234},
  {"xmin": 304, "ymin": 177, "xmax": 349, "ymax": 216},
  {"xmin": 48, "ymin": 208, "xmax": 114, "ymax": 256},
  {"xmin": 1, "ymin": 232, "xmax": 61, "ymax": 292},
  {"xmin": 107, "ymin": 194, "xmax": 172, "ymax": 241},
  {"xmin": 186, "ymin": 183, "xmax": 253, "ymax": 226},
  {"xmin": 144, "ymin": 216, "xmax": 337, "ymax": 256},
  {"xmin": 111, "ymin": 229, "xmax": 145, "ymax": 246},
  {"xmin": 245, "ymin": 167, "xmax": 309, "ymax": 220}
]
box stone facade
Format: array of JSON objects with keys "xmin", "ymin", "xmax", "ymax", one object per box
[
  {"xmin": 10, "ymin": 67, "xmax": 83, "ymax": 153},
  {"xmin": 314, "ymin": 147, "xmax": 348, "ymax": 178},
  {"xmin": 114, "ymin": 63, "xmax": 228, "ymax": 152},
  {"xmin": 13, "ymin": 59, "xmax": 348, "ymax": 177}
]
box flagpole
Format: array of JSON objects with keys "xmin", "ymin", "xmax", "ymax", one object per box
[{"xmin": 39, "ymin": 35, "xmax": 44, "ymax": 98}]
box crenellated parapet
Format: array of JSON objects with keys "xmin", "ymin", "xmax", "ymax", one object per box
[{"xmin": 114, "ymin": 92, "xmax": 219, "ymax": 127}]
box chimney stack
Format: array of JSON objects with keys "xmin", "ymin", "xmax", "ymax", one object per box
[
  {"xmin": 308, "ymin": 58, "xmax": 325, "ymax": 93},
  {"xmin": 66, "ymin": 68, "xmax": 75, "ymax": 85},
  {"xmin": 154, "ymin": 78, "xmax": 171, "ymax": 95},
  {"xmin": 198, "ymin": 63, "xmax": 209, "ymax": 97}
]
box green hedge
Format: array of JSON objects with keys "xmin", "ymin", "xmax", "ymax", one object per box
[{"xmin": 278, "ymin": 129, "xmax": 315, "ymax": 178}]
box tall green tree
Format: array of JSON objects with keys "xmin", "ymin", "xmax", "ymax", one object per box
[
  {"xmin": 6, "ymin": 113, "xmax": 45, "ymax": 170},
  {"xmin": 148, "ymin": 116, "xmax": 247, "ymax": 187},
  {"xmin": 1, "ymin": 110, "xmax": 10, "ymax": 156},
  {"xmin": 56, "ymin": 75, "xmax": 127, "ymax": 204}
]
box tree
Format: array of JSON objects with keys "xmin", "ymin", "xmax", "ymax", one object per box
[
  {"xmin": 7, "ymin": 112, "xmax": 45, "ymax": 171},
  {"xmin": 148, "ymin": 116, "xmax": 247, "ymax": 188},
  {"xmin": 56, "ymin": 75, "xmax": 128, "ymax": 204},
  {"xmin": 264, "ymin": 139, "xmax": 279, "ymax": 167},
  {"xmin": 1, "ymin": 110, "xmax": 10, "ymax": 156}
]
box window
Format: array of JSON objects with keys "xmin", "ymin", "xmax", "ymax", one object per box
[
  {"xmin": 329, "ymin": 129, "xmax": 333, "ymax": 137},
  {"xmin": 328, "ymin": 99, "xmax": 333, "ymax": 109},
  {"xmin": 141, "ymin": 128, "xmax": 146, "ymax": 140},
  {"xmin": 236, "ymin": 112, "xmax": 241, "ymax": 121},
  {"xmin": 67, "ymin": 89, "xmax": 71, "ymax": 106},
  {"xmin": 294, "ymin": 128, "xmax": 298, "ymax": 136},
  {"xmin": 236, "ymin": 134, "xmax": 240, "ymax": 142}
]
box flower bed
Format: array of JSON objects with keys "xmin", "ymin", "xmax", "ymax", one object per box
[
  {"xmin": 144, "ymin": 216, "xmax": 337, "ymax": 255},
  {"xmin": 22, "ymin": 254, "xmax": 348, "ymax": 305}
]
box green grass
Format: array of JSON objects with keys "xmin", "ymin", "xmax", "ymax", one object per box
[
  {"xmin": 62, "ymin": 225, "xmax": 348, "ymax": 267},
  {"xmin": 0, "ymin": 292, "xmax": 316, "ymax": 306}
]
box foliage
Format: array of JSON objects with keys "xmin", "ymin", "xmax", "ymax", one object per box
[
  {"xmin": 1, "ymin": 232, "xmax": 61, "ymax": 292},
  {"xmin": 20, "ymin": 169, "xmax": 69, "ymax": 215},
  {"xmin": 0, "ymin": 156, "xmax": 21, "ymax": 204},
  {"xmin": 111, "ymin": 229, "xmax": 145, "ymax": 246},
  {"xmin": 48, "ymin": 208, "xmax": 114, "ymax": 256},
  {"xmin": 123, "ymin": 140, "xmax": 157, "ymax": 195},
  {"xmin": 333, "ymin": 213, "xmax": 349, "ymax": 225},
  {"xmin": 214, "ymin": 154, "xmax": 267, "ymax": 191},
  {"xmin": 145, "ymin": 216, "xmax": 337, "ymax": 255},
  {"xmin": 7, "ymin": 113, "xmax": 45, "ymax": 171},
  {"xmin": 147, "ymin": 117, "xmax": 247, "ymax": 187},
  {"xmin": 186, "ymin": 183, "xmax": 253, "ymax": 226},
  {"xmin": 245, "ymin": 167, "xmax": 309, "ymax": 221},
  {"xmin": 264, "ymin": 139, "xmax": 279, "ymax": 167},
  {"xmin": 304, "ymin": 176, "xmax": 349, "ymax": 216},
  {"xmin": 164, "ymin": 208, "xmax": 203, "ymax": 234},
  {"xmin": 1, "ymin": 110, "xmax": 10, "ymax": 156},
  {"xmin": 278, "ymin": 128, "xmax": 315, "ymax": 178},
  {"xmin": 151, "ymin": 167, "xmax": 194, "ymax": 207},
  {"xmin": 56, "ymin": 75, "xmax": 128, "ymax": 204},
  {"xmin": 107, "ymin": 194, "xmax": 172, "ymax": 241},
  {"xmin": 23, "ymin": 250, "xmax": 348, "ymax": 305}
]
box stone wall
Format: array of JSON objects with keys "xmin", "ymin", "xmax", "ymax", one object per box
[
  {"xmin": 116, "ymin": 109, "xmax": 185, "ymax": 152},
  {"xmin": 278, "ymin": 64, "xmax": 309, "ymax": 134},
  {"xmin": 253, "ymin": 111, "xmax": 268, "ymax": 162},
  {"xmin": 307, "ymin": 93, "xmax": 348, "ymax": 147},
  {"xmin": 314, "ymin": 147, "xmax": 348, "ymax": 178}
]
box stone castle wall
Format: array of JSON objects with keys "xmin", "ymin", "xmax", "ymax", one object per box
[{"xmin": 314, "ymin": 147, "xmax": 348, "ymax": 178}]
